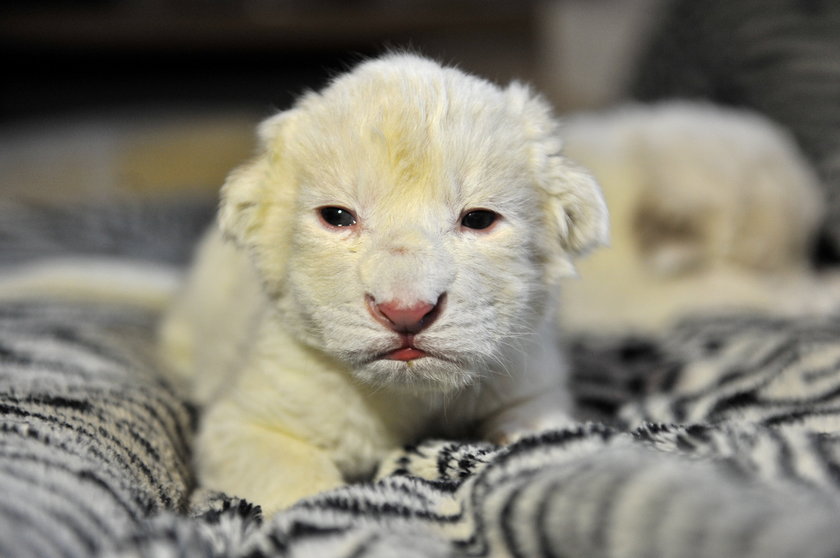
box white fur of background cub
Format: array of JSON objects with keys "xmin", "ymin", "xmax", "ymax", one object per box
[
  {"xmin": 560, "ymin": 102, "xmax": 828, "ymax": 334},
  {"xmin": 159, "ymin": 54, "xmax": 608, "ymax": 513}
]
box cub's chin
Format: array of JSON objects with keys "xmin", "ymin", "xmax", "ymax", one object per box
[{"xmin": 348, "ymin": 355, "xmax": 479, "ymax": 394}]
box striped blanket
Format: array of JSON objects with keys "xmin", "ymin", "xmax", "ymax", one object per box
[{"xmin": 4, "ymin": 199, "xmax": 840, "ymax": 558}]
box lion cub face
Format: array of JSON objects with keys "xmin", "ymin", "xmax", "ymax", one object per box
[{"xmin": 219, "ymin": 55, "xmax": 607, "ymax": 392}]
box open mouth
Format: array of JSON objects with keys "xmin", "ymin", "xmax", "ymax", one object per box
[
  {"xmin": 385, "ymin": 347, "xmax": 428, "ymax": 361},
  {"xmin": 381, "ymin": 334, "xmax": 427, "ymax": 361},
  {"xmin": 369, "ymin": 335, "xmax": 463, "ymax": 365}
]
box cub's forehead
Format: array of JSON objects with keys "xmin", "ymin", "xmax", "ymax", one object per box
[{"xmin": 285, "ymin": 57, "xmax": 537, "ymax": 208}]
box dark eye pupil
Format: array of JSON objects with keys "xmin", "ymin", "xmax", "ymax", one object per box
[
  {"xmin": 320, "ymin": 207, "xmax": 356, "ymax": 227},
  {"xmin": 461, "ymin": 210, "xmax": 497, "ymax": 230}
]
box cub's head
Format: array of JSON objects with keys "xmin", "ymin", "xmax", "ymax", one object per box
[{"xmin": 219, "ymin": 54, "xmax": 607, "ymax": 392}]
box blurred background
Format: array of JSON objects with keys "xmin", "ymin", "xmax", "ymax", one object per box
[
  {"xmin": 3, "ymin": 0, "xmax": 840, "ymax": 265},
  {"xmin": 0, "ymin": 0, "xmax": 665, "ymax": 202}
]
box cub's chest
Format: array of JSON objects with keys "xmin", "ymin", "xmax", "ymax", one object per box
[{"xmin": 235, "ymin": 318, "xmax": 451, "ymax": 476}]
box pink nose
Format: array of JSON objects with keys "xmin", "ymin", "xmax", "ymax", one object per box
[{"xmin": 368, "ymin": 295, "xmax": 445, "ymax": 334}]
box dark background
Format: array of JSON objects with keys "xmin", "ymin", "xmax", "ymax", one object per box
[
  {"xmin": 0, "ymin": 1, "xmax": 665, "ymax": 204},
  {"xmin": 1, "ymin": 1, "xmax": 551, "ymax": 124}
]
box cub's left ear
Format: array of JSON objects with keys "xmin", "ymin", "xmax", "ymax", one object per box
[
  {"xmin": 508, "ymin": 84, "xmax": 609, "ymax": 280},
  {"xmin": 537, "ymin": 155, "xmax": 610, "ymax": 280}
]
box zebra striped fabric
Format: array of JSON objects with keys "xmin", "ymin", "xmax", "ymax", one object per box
[
  {"xmin": 0, "ymin": 300, "xmax": 194, "ymax": 558},
  {"xmin": 5, "ymin": 296, "xmax": 840, "ymax": 556}
]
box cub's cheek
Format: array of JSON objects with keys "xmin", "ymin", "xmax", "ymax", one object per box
[{"xmin": 293, "ymin": 233, "xmax": 362, "ymax": 282}]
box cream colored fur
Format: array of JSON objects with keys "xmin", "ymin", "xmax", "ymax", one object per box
[
  {"xmin": 559, "ymin": 102, "xmax": 839, "ymax": 334},
  {"xmin": 159, "ymin": 54, "xmax": 609, "ymax": 513}
]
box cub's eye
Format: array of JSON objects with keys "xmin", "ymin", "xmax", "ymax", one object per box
[
  {"xmin": 461, "ymin": 209, "xmax": 499, "ymax": 231},
  {"xmin": 319, "ymin": 206, "xmax": 357, "ymax": 228}
]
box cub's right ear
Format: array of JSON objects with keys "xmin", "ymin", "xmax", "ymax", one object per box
[{"xmin": 218, "ymin": 110, "xmax": 294, "ymax": 247}]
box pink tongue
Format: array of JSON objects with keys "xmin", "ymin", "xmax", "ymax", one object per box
[{"xmin": 386, "ymin": 347, "xmax": 427, "ymax": 361}]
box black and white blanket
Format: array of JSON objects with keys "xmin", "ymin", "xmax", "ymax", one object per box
[{"xmin": 4, "ymin": 196, "xmax": 840, "ymax": 558}]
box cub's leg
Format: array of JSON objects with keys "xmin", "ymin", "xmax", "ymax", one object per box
[
  {"xmin": 476, "ymin": 318, "xmax": 577, "ymax": 444},
  {"xmin": 481, "ymin": 386, "xmax": 576, "ymax": 444},
  {"xmin": 195, "ymin": 400, "xmax": 344, "ymax": 515}
]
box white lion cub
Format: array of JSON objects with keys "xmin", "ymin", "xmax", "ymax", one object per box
[{"xmin": 159, "ymin": 54, "xmax": 608, "ymax": 513}]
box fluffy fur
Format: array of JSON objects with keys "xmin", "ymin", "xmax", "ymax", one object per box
[
  {"xmin": 559, "ymin": 102, "xmax": 832, "ymax": 334},
  {"xmin": 158, "ymin": 54, "xmax": 608, "ymax": 513}
]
